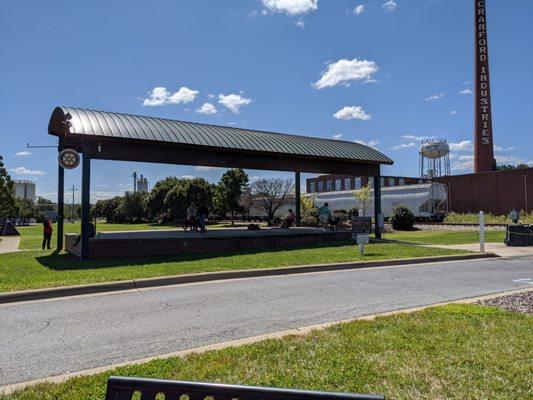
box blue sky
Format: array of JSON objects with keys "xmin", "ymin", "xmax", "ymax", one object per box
[{"xmin": 1, "ymin": 0, "xmax": 532, "ymax": 202}]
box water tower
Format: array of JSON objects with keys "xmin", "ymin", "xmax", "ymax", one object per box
[{"xmin": 419, "ymin": 139, "xmax": 450, "ymax": 178}]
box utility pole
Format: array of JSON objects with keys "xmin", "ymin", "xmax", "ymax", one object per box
[
  {"xmin": 132, "ymin": 172, "xmax": 137, "ymax": 193},
  {"xmin": 70, "ymin": 185, "xmax": 78, "ymax": 222}
]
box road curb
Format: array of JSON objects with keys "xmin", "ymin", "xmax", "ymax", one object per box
[
  {"xmin": 0, "ymin": 252, "xmax": 498, "ymax": 304},
  {"xmin": 1, "ymin": 285, "xmax": 529, "ymax": 395}
]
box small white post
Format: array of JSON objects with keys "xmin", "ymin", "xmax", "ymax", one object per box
[
  {"xmin": 359, "ymin": 242, "xmax": 364, "ymax": 256},
  {"xmin": 479, "ymin": 211, "xmax": 485, "ymax": 253}
]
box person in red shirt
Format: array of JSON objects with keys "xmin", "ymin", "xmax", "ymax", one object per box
[{"xmin": 42, "ymin": 218, "xmax": 53, "ymax": 250}]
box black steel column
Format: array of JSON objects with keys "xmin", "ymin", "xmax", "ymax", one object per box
[
  {"xmin": 81, "ymin": 151, "xmax": 91, "ymax": 260},
  {"xmin": 57, "ymin": 162, "xmax": 65, "ymax": 251},
  {"xmin": 295, "ymin": 171, "xmax": 301, "ymax": 227},
  {"xmin": 374, "ymin": 174, "xmax": 382, "ymax": 239}
]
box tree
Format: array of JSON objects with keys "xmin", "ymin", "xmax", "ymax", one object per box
[
  {"xmin": 163, "ymin": 177, "xmax": 214, "ymax": 223},
  {"xmin": 116, "ymin": 191, "xmax": 147, "ymax": 223},
  {"xmin": 143, "ymin": 177, "xmax": 181, "ymax": 221},
  {"xmin": 354, "ymin": 184, "xmax": 372, "ymax": 216},
  {"xmin": 0, "ymin": 155, "xmax": 19, "ymax": 218},
  {"xmin": 497, "ymin": 163, "xmax": 529, "ymax": 171},
  {"xmin": 251, "ymin": 178, "xmax": 294, "ymax": 223},
  {"xmin": 36, "ymin": 197, "xmax": 56, "ymax": 212},
  {"xmin": 16, "ymin": 198, "xmax": 37, "ymax": 222},
  {"xmin": 91, "ymin": 197, "xmax": 122, "ymax": 222},
  {"xmin": 300, "ymin": 193, "xmax": 315, "ymax": 216},
  {"xmin": 217, "ymin": 168, "xmax": 249, "ymax": 225}
]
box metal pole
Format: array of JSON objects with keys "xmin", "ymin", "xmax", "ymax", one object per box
[
  {"xmin": 295, "ymin": 171, "xmax": 301, "ymax": 227},
  {"xmin": 81, "ymin": 151, "xmax": 91, "ymax": 260},
  {"xmin": 57, "ymin": 161, "xmax": 65, "ymax": 251},
  {"xmin": 374, "ymin": 173, "xmax": 382, "ymax": 239},
  {"xmin": 71, "ymin": 185, "xmax": 75, "ymax": 222},
  {"xmin": 479, "ymin": 210, "xmax": 485, "ymax": 253}
]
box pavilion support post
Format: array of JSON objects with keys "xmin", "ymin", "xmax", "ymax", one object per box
[
  {"xmin": 57, "ymin": 162, "xmax": 65, "ymax": 251},
  {"xmin": 373, "ymin": 173, "xmax": 382, "ymax": 239},
  {"xmin": 295, "ymin": 171, "xmax": 301, "ymax": 227},
  {"xmin": 80, "ymin": 151, "xmax": 91, "ymax": 260}
]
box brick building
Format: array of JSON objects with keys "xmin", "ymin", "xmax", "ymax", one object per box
[
  {"xmin": 306, "ymin": 174, "xmax": 429, "ymax": 193},
  {"xmin": 435, "ymin": 167, "xmax": 532, "ymax": 215}
]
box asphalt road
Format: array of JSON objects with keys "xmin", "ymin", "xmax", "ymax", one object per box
[{"xmin": 1, "ymin": 256, "xmax": 532, "ymax": 387}]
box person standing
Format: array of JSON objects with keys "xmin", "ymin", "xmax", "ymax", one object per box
[
  {"xmin": 197, "ymin": 203, "xmax": 209, "ymax": 233},
  {"xmin": 317, "ymin": 202, "xmax": 331, "ymax": 230},
  {"xmin": 42, "ymin": 218, "xmax": 53, "ymax": 250}
]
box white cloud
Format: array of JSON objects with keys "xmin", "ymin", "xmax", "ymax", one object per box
[
  {"xmin": 451, "ymin": 155, "xmax": 474, "ymax": 171},
  {"xmin": 143, "ymin": 86, "xmax": 199, "ymax": 106},
  {"xmin": 218, "ymin": 93, "xmax": 252, "ymax": 114},
  {"xmin": 333, "ymin": 106, "xmax": 371, "ymax": 121},
  {"xmin": 313, "ymin": 58, "xmax": 379, "ymax": 89},
  {"xmin": 194, "ymin": 166, "xmax": 221, "ymax": 172},
  {"xmin": 261, "ymin": 0, "xmax": 318, "ymax": 15},
  {"xmin": 354, "ymin": 139, "xmax": 380, "ymax": 149},
  {"xmin": 495, "ymin": 155, "xmax": 533, "ymax": 166},
  {"xmin": 425, "ymin": 93, "xmax": 445, "ymax": 101},
  {"xmin": 459, "ymin": 89, "xmax": 473, "ymax": 95},
  {"xmin": 463, "ymin": 80, "xmax": 471, "ymax": 85},
  {"xmin": 14, "ymin": 151, "xmax": 31, "ymax": 157},
  {"xmin": 10, "ymin": 167, "xmax": 45, "ymax": 176},
  {"xmin": 390, "ymin": 142, "xmax": 415, "ymax": 150},
  {"xmin": 449, "ymin": 140, "xmax": 473, "ymax": 151},
  {"xmin": 295, "ymin": 19, "xmax": 305, "ymax": 28},
  {"xmin": 402, "ymin": 134, "xmax": 431, "ymax": 141},
  {"xmin": 494, "ymin": 145, "xmax": 516, "ymax": 152},
  {"xmin": 382, "ymin": 1, "xmax": 397, "ymax": 12},
  {"xmin": 353, "ymin": 5, "xmax": 365, "ymax": 15},
  {"xmin": 196, "ymin": 102, "xmax": 217, "ymax": 115},
  {"xmin": 449, "ymin": 110, "xmax": 459, "ymax": 116},
  {"xmin": 332, "ymin": 133, "xmax": 343, "ymax": 140}
]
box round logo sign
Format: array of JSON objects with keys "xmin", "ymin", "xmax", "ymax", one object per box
[{"xmin": 58, "ymin": 148, "xmax": 80, "ymax": 169}]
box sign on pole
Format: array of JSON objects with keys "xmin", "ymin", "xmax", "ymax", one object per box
[{"xmin": 352, "ymin": 216, "xmax": 372, "ymax": 255}]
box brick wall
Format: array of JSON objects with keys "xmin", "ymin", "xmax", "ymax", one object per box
[{"xmin": 435, "ymin": 168, "xmax": 532, "ymax": 214}]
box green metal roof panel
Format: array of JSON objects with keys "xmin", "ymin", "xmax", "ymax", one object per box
[{"xmin": 48, "ymin": 106, "xmax": 393, "ymax": 165}]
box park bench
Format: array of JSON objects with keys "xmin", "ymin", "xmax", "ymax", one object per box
[{"xmin": 104, "ymin": 376, "xmax": 384, "ymax": 400}]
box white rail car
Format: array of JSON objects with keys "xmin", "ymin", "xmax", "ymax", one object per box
[{"xmin": 310, "ymin": 183, "xmax": 448, "ymax": 220}]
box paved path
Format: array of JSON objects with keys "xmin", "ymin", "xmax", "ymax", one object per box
[
  {"xmin": 1, "ymin": 256, "xmax": 532, "ymax": 387},
  {"xmin": 0, "ymin": 237, "xmax": 20, "ymax": 254},
  {"xmin": 423, "ymin": 242, "xmax": 533, "ymax": 257}
]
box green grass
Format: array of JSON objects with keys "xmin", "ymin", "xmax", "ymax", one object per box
[
  {"xmin": 0, "ymin": 241, "xmax": 466, "ymax": 292},
  {"xmin": 386, "ymin": 229, "xmax": 505, "ymax": 245},
  {"xmin": 444, "ymin": 211, "xmax": 533, "ymax": 224},
  {"xmin": 3, "ymin": 304, "xmax": 531, "ymax": 400}
]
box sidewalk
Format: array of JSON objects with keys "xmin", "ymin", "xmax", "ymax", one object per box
[
  {"xmin": 0, "ymin": 237, "xmax": 20, "ymax": 254},
  {"xmin": 422, "ymin": 242, "xmax": 533, "ymax": 257}
]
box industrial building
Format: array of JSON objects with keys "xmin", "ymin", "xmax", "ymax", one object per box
[
  {"xmin": 306, "ymin": 175, "xmax": 430, "ymax": 193},
  {"xmin": 13, "ymin": 180, "xmax": 36, "ymax": 202}
]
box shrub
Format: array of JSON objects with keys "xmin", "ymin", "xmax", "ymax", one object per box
[
  {"xmin": 390, "ymin": 204, "xmax": 415, "ymax": 230},
  {"xmin": 300, "ymin": 215, "xmax": 318, "ymax": 227}
]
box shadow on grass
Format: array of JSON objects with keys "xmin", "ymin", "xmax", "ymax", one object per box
[{"xmin": 35, "ymin": 240, "xmax": 357, "ymax": 271}]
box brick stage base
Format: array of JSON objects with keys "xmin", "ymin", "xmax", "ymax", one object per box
[{"xmin": 65, "ymin": 227, "xmax": 352, "ymax": 259}]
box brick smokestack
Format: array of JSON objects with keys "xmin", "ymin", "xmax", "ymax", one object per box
[{"xmin": 474, "ymin": 0, "xmax": 496, "ymax": 173}]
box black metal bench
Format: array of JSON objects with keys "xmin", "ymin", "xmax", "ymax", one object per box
[{"xmin": 104, "ymin": 376, "xmax": 384, "ymax": 400}]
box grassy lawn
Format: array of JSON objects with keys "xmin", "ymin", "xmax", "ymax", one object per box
[
  {"xmin": 0, "ymin": 241, "xmax": 466, "ymax": 292},
  {"xmin": 3, "ymin": 304, "xmax": 531, "ymax": 400},
  {"xmin": 386, "ymin": 229, "xmax": 505, "ymax": 245}
]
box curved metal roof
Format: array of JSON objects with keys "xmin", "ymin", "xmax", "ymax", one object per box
[{"xmin": 48, "ymin": 106, "xmax": 393, "ymax": 165}]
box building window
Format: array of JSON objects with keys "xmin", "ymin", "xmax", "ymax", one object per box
[
  {"xmin": 317, "ymin": 181, "xmax": 324, "ymax": 192},
  {"xmin": 355, "ymin": 177, "xmax": 362, "ymax": 189},
  {"xmin": 309, "ymin": 181, "xmax": 316, "ymax": 193},
  {"xmin": 398, "ymin": 178, "xmax": 405, "ymax": 186},
  {"xmin": 335, "ymin": 179, "xmax": 342, "ymax": 191},
  {"xmin": 368, "ymin": 177, "xmax": 374, "ymax": 188},
  {"xmin": 388, "ymin": 178, "xmax": 395, "ymax": 186},
  {"xmin": 344, "ymin": 178, "xmax": 351, "ymax": 190},
  {"xmin": 326, "ymin": 180, "xmax": 333, "ymax": 192},
  {"xmin": 380, "ymin": 177, "xmax": 385, "ymax": 187}
]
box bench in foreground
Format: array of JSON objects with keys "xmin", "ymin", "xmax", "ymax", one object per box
[{"xmin": 104, "ymin": 376, "xmax": 384, "ymax": 400}]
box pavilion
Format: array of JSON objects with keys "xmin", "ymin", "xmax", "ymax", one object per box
[{"xmin": 48, "ymin": 106, "xmax": 393, "ymax": 260}]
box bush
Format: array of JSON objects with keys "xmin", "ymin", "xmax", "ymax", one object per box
[
  {"xmin": 390, "ymin": 204, "xmax": 415, "ymax": 230},
  {"xmin": 300, "ymin": 215, "xmax": 318, "ymax": 227}
]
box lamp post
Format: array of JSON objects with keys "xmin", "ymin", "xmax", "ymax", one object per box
[{"xmin": 71, "ymin": 185, "xmax": 78, "ymax": 222}]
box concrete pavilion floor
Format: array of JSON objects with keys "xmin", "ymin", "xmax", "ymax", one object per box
[{"xmin": 94, "ymin": 226, "xmax": 347, "ymax": 240}]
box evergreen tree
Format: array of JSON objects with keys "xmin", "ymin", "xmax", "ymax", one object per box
[{"xmin": 0, "ymin": 156, "xmax": 19, "ymax": 218}]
